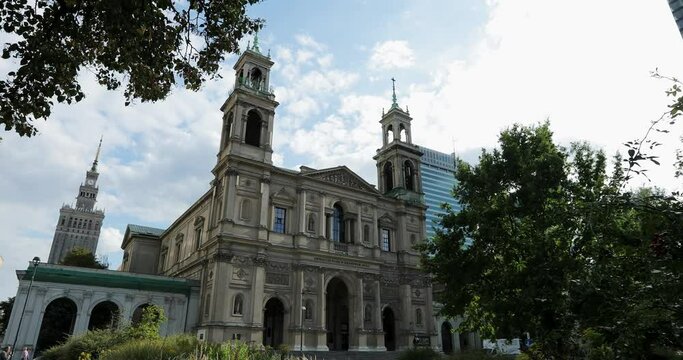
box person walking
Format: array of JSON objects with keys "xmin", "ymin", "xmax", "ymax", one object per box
[
  {"xmin": 20, "ymin": 347, "xmax": 30, "ymax": 360},
  {"xmin": 0, "ymin": 346, "xmax": 12, "ymax": 360}
]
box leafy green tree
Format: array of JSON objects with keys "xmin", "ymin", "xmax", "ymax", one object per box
[
  {"xmin": 0, "ymin": 297, "xmax": 14, "ymax": 337},
  {"xmin": 1, "ymin": 0, "xmax": 263, "ymax": 137},
  {"xmin": 126, "ymin": 304, "xmax": 166, "ymax": 340},
  {"xmin": 60, "ymin": 247, "xmax": 108, "ymax": 269},
  {"xmin": 419, "ymin": 122, "xmax": 682, "ymax": 359}
]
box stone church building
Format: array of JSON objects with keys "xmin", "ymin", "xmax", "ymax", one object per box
[{"xmin": 121, "ymin": 43, "xmax": 436, "ymax": 352}]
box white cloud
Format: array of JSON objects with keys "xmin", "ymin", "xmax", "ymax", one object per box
[
  {"xmin": 99, "ymin": 227, "xmax": 124, "ymax": 254},
  {"xmin": 369, "ymin": 40, "xmax": 416, "ymax": 70},
  {"xmin": 405, "ymin": 0, "xmax": 683, "ymax": 190}
]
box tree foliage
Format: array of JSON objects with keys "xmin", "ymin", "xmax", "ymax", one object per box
[
  {"xmin": 419, "ymin": 122, "xmax": 682, "ymax": 359},
  {"xmin": 0, "ymin": 296, "xmax": 14, "ymax": 337},
  {"xmin": 0, "ymin": 0, "xmax": 263, "ymax": 136},
  {"xmin": 60, "ymin": 247, "xmax": 108, "ymax": 269}
]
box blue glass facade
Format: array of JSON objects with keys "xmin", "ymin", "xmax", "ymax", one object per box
[{"xmin": 418, "ymin": 146, "xmax": 461, "ymax": 240}]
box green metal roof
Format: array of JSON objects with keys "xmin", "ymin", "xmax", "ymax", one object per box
[
  {"xmin": 127, "ymin": 224, "xmax": 165, "ymax": 237},
  {"xmin": 20, "ymin": 265, "xmax": 196, "ymax": 295}
]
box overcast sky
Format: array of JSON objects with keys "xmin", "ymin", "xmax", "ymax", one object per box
[{"xmin": 1, "ymin": 0, "xmax": 682, "ymax": 301}]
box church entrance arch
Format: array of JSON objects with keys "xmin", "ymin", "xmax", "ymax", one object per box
[
  {"xmin": 441, "ymin": 322, "xmax": 454, "ymax": 354},
  {"xmin": 326, "ymin": 277, "xmax": 349, "ymax": 351},
  {"xmin": 88, "ymin": 301, "xmax": 120, "ymax": 330},
  {"xmin": 382, "ymin": 306, "xmax": 396, "ymax": 351},
  {"xmin": 263, "ymin": 297, "xmax": 285, "ymax": 348},
  {"xmin": 36, "ymin": 297, "xmax": 77, "ymax": 354}
]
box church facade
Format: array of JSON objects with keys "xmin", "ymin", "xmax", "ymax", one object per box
[{"xmin": 122, "ymin": 43, "xmax": 437, "ymax": 351}]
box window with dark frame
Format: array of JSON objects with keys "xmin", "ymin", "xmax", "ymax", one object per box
[
  {"xmin": 274, "ymin": 207, "xmax": 287, "ymax": 233},
  {"xmin": 381, "ymin": 228, "xmax": 391, "ymax": 251}
]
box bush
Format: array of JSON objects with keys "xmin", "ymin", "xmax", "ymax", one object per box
[
  {"xmin": 447, "ymin": 350, "xmax": 504, "ymax": 360},
  {"xmin": 398, "ymin": 347, "xmax": 442, "ymax": 360},
  {"xmin": 100, "ymin": 334, "xmax": 198, "ymax": 360},
  {"xmin": 39, "ymin": 329, "xmax": 129, "ymax": 360}
]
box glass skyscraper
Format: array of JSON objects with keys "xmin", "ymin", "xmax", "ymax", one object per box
[{"xmin": 418, "ymin": 146, "xmax": 461, "ymax": 240}]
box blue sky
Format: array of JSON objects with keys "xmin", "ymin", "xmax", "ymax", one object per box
[{"xmin": 1, "ymin": 0, "xmax": 682, "ymax": 301}]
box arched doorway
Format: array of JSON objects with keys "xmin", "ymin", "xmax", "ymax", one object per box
[
  {"xmin": 326, "ymin": 277, "xmax": 349, "ymax": 351},
  {"xmin": 382, "ymin": 307, "xmax": 396, "ymax": 351},
  {"xmin": 36, "ymin": 297, "xmax": 77, "ymax": 354},
  {"xmin": 441, "ymin": 322, "xmax": 454, "ymax": 354},
  {"xmin": 263, "ymin": 297, "xmax": 285, "ymax": 348},
  {"xmin": 88, "ymin": 301, "xmax": 120, "ymax": 330}
]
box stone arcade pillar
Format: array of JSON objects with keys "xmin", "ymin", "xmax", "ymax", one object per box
[
  {"xmin": 374, "ymin": 279, "xmax": 385, "ymax": 350},
  {"xmin": 315, "ymin": 271, "xmax": 328, "ymax": 350},
  {"xmin": 398, "ymin": 282, "xmax": 412, "ymax": 350},
  {"xmin": 249, "ymin": 256, "xmax": 267, "ymax": 345},
  {"xmin": 293, "ymin": 268, "xmax": 304, "ymax": 350},
  {"xmin": 351, "ymin": 276, "xmax": 367, "ymax": 351}
]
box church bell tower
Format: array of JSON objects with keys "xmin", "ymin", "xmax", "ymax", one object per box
[
  {"xmin": 217, "ymin": 33, "xmax": 279, "ymax": 165},
  {"xmin": 373, "ymin": 79, "xmax": 424, "ymax": 205}
]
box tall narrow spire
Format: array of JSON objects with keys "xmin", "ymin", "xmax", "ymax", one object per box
[
  {"xmin": 91, "ymin": 136, "xmax": 102, "ymax": 172},
  {"xmin": 391, "ymin": 77, "xmax": 398, "ymax": 109},
  {"xmin": 252, "ymin": 30, "xmax": 261, "ymax": 54}
]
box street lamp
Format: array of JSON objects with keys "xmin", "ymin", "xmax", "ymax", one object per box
[{"xmin": 11, "ymin": 257, "xmax": 40, "ymax": 360}]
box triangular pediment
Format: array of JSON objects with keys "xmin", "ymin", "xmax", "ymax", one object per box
[{"xmin": 302, "ymin": 166, "xmax": 378, "ymax": 194}]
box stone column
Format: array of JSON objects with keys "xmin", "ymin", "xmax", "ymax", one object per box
[
  {"xmin": 318, "ymin": 193, "xmax": 326, "ymax": 238},
  {"xmin": 224, "ymin": 169, "xmax": 238, "ymax": 221},
  {"xmin": 374, "ymin": 280, "xmax": 385, "ymax": 350},
  {"xmin": 372, "ymin": 207, "xmax": 379, "ymax": 246},
  {"xmin": 398, "ymin": 283, "xmax": 412, "ymax": 350},
  {"xmin": 250, "ymin": 256, "xmax": 267, "ymax": 344},
  {"xmin": 356, "ymin": 203, "xmax": 362, "ymax": 245},
  {"xmin": 293, "ymin": 268, "xmax": 304, "ymax": 350},
  {"xmin": 258, "ymin": 178, "xmax": 271, "ymax": 233},
  {"xmin": 315, "ymin": 271, "xmax": 328, "ymax": 350},
  {"xmin": 425, "ymin": 283, "xmax": 438, "ymax": 350},
  {"xmin": 297, "ymin": 189, "xmax": 307, "ymax": 234},
  {"xmin": 72, "ymin": 291, "xmax": 94, "ymax": 336},
  {"xmin": 353, "ymin": 276, "xmax": 367, "ymax": 350},
  {"xmin": 327, "ymin": 215, "xmax": 334, "ymax": 240}
]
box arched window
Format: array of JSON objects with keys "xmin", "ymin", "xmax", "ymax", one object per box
[
  {"xmin": 307, "ymin": 213, "xmax": 316, "ymax": 233},
  {"xmin": 416, "ymin": 308, "xmax": 423, "ymax": 325},
  {"xmin": 245, "ymin": 110, "xmax": 262, "ymax": 147},
  {"xmin": 383, "ymin": 162, "xmax": 394, "ymax": 191},
  {"xmin": 404, "ymin": 160, "xmax": 415, "ymax": 191},
  {"xmin": 233, "ymin": 294, "xmax": 244, "ymax": 315},
  {"xmin": 332, "ymin": 204, "xmax": 345, "ymax": 243},
  {"xmin": 399, "ymin": 124, "xmax": 406, "ymax": 142},
  {"xmin": 386, "ymin": 125, "xmax": 394, "ymax": 144},
  {"xmin": 304, "ymin": 299, "xmax": 314, "ymax": 320},
  {"xmin": 250, "ymin": 68, "xmax": 263, "ymax": 88}
]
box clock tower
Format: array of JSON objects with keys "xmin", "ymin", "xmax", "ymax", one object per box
[{"xmin": 48, "ymin": 139, "xmax": 106, "ymax": 264}]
